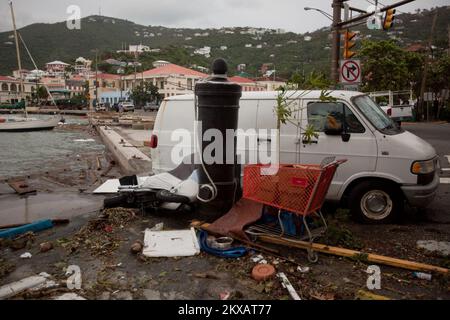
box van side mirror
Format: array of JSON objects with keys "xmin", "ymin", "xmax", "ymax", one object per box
[{"xmin": 341, "ymin": 132, "xmax": 351, "ymax": 142}]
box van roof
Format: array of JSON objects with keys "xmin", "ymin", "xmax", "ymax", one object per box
[{"xmin": 166, "ymin": 90, "xmax": 365, "ymax": 101}]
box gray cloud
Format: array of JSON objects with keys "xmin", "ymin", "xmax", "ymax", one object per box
[{"xmin": 0, "ymin": 0, "xmax": 448, "ymax": 33}]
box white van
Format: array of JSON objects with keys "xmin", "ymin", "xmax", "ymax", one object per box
[{"xmin": 150, "ymin": 90, "xmax": 439, "ymax": 224}]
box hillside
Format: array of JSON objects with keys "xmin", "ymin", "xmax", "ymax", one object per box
[{"xmin": 0, "ymin": 6, "xmax": 448, "ymax": 77}]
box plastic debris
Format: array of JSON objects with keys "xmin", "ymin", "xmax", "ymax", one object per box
[
  {"xmin": 20, "ymin": 252, "xmax": 32, "ymax": 259},
  {"xmin": 150, "ymin": 222, "xmax": 164, "ymax": 231},
  {"xmin": 297, "ymin": 266, "xmax": 310, "ymax": 273},
  {"xmin": 277, "ymin": 272, "xmax": 301, "ymax": 300},
  {"xmin": 251, "ymin": 254, "xmax": 265, "ymax": 263},
  {"xmin": 142, "ymin": 228, "xmax": 200, "ymax": 257},
  {"xmin": 413, "ymin": 272, "xmax": 432, "ymax": 280},
  {"xmin": 0, "ymin": 273, "xmax": 51, "ymax": 299}
]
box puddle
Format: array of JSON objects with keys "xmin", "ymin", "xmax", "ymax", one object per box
[{"xmin": 0, "ymin": 192, "xmax": 104, "ymax": 225}]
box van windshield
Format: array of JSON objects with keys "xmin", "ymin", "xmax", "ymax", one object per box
[{"xmin": 353, "ymin": 95, "xmax": 403, "ymax": 135}]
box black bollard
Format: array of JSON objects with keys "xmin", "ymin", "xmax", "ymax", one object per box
[{"xmin": 194, "ymin": 58, "xmax": 242, "ymax": 217}]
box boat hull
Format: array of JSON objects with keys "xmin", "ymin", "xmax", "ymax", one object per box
[{"xmin": 0, "ymin": 118, "xmax": 59, "ymax": 132}]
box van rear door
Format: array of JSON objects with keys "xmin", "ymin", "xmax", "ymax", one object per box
[{"xmin": 151, "ymin": 99, "xmax": 195, "ymax": 173}]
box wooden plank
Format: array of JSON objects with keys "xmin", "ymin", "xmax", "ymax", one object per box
[
  {"xmin": 258, "ymin": 235, "xmax": 449, "ymax": 274},
  {"xmin": 7, "ymin": 180, "xmax": 35, "ymax": 195}
]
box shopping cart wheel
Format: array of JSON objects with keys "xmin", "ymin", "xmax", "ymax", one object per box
[{"xmin": 307, "ymin": 248, "xmax": 318, "ymax": 263}]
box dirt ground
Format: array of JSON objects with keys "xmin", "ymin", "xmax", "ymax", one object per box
[
  {"xmin": 1, "ymin": 202, "xmax": 449, "ymax": 300},
  {"xmin": 0, "ymin": 123, "xmax": 449, "ymax": 300}
]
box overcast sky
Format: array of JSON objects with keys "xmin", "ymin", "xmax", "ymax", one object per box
[{"xmin": 0, "ymin": 0, "xmax": 448, "ymax": 33}]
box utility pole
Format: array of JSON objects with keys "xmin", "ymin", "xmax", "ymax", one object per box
[
  {"xmin": 418, "ymin": 12, "xmax": 438, "ymax": 122},
  {"xmin": 331, "ymin": 0, "xmax": 343, "ymax": 85}
]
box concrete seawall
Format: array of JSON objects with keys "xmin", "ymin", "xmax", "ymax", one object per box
[{"xmin": 97, "ymin": 125, "xmax": 152, "ymax": 175}]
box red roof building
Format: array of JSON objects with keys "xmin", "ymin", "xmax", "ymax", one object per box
[{"xmin": 124, "ymin": 63, "xmax": 208, "ymax": 98}]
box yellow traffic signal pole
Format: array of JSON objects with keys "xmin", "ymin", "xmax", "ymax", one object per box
[{"xmin": 343, "ymin": 30, "xmax": 357, "ymax": 59}]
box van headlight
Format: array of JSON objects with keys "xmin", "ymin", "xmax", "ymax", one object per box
[{"xmin": 411, "ymin": 159, "xmax": 436, "ymax": 175}]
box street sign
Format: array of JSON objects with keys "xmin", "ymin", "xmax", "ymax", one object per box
[
  {"xmin": 366, "ymin": 5, "xmax": 382, "ymax": 30},
  {"xmin": 339, "ymin": 59, "xmax": 361, "ymax": 84}
]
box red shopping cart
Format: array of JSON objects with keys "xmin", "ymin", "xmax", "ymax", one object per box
[{"xmin": 243, "ymin": 157, "xmax": 347, "ymax": 261}]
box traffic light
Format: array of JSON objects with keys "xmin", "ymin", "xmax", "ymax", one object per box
[
  {"xmin": 343, "ymin": 30, "xmax": 356, "ymax": 59},
  {"xmin": 383, "ymin": 9, "xmax": 396, "ymax": 30}
]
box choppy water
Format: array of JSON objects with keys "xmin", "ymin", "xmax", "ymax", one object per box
[{"xmin": 0, "ymin": 116, "xmax": 104, "ymax": 178}]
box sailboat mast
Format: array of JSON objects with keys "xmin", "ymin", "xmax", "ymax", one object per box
[{"xmin": 9, "ymin": 1, "xmax": 27, "ymax": 118}]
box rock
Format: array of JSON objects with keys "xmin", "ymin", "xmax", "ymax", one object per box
[
  {"xmin": 131, "ymin": 241, "xmax": 143, "ymax": 254},
  {"xmin": 143, "ymin": 289, "xmax": 161, "ymax": 300},
  {"xmin": 39, "ymin": 241, "xmax": 53, "ymax": 253},
  {"xmin": 417, "ymin": 240, "xmax": 450, "ymax": 257},
  {"xmin": 10, "ymin": 239, "xmax": 27, "ymax": 250}
]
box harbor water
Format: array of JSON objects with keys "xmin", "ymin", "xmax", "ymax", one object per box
[{"xmin": 0, "ymin": 115, "xmax": 104, "ymax": 178}]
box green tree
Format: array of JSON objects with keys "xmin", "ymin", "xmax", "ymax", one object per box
[
  {"xmin": 36, "ymin": 86, "xmax": 49, "ymax": 100},
  {"xmin": 129, "ymin": 81, "xmax": 159, "ymax": 106},
  {"xmin": 359, "ymin": 40, "xmax": 423, "ymax": 92}
]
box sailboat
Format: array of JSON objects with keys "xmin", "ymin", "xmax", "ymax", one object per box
[{"xmin": 0, "ymin": 1, "xmax": 59, "ymax": 132}]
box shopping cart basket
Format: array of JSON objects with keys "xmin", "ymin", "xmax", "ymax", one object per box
[{"xmin": 243, "ymin": 157, "xmax": 347, "ymax": 261}]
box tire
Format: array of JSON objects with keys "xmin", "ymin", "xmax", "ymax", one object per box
[
  {"xmin": 103, "ymin": 194, "xmax": 127, "ymax": 208},
  {"xmin": 348, "ymin": 180, "xmax": 404, "ymax": 224}
]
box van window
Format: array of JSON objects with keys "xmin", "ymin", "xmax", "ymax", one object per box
[
  {"xmin": 307, "ymin": 102, "xmax": 365, "ymax": 133},
  {"xmin": 353, "ymin": 95, "xmax": 402, "ymax": 135}
]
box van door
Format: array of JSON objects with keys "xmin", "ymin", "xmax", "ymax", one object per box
[
  {"xmin": 298, "ymin": 99, "xmax": 378, "ymax": 200},
  {"xmin": 236, "ymin": 99, "xmax": 258, "ymax": 166},
  {"xmin": 256, "ymin": 98, "xmax": 301, "ymax": 164}
]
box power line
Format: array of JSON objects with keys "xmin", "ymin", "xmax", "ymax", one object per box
[{"xmin": 364, "ymin": 0, "xmax": 408, "ymax": 14}]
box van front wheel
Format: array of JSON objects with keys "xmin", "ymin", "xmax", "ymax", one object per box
[{"xmin": 348, "ymin": 181, "xmax": 403, "ymax": 224}]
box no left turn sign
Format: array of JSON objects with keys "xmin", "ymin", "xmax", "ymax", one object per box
[{"xmin": 339, "ymin": 59, "xmax": 361, "ymax": 84}]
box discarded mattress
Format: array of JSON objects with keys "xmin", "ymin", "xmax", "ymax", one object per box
[{"xmin": 142, "ymin": 227, "xmax": 200, "ymax": 257}]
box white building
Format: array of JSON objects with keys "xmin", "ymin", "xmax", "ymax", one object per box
[
  {"xmin": 194, "ymin": 46, "xmax": 211, "ymax": 58},
  {"xmin": 45, "ymin": 61, "xmax": 70, "ymax": 76},
  {"xmin": 153, "ymin": 60, "xmax": 171, "ymax": 68}
]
